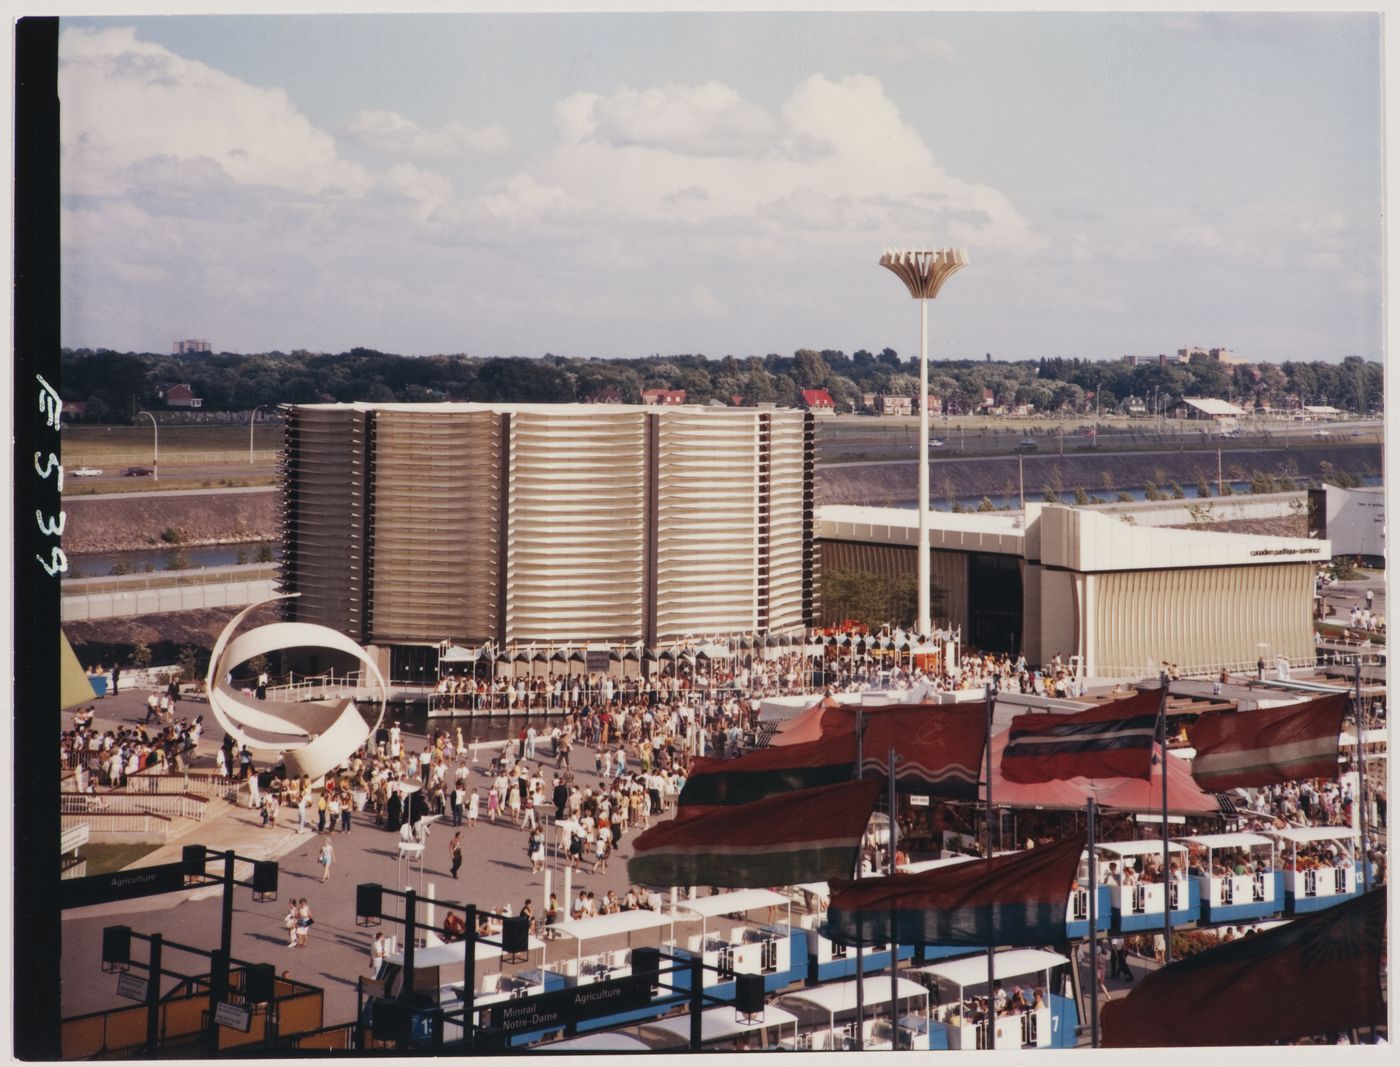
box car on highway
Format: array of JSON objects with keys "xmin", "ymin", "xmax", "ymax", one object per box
[
  {"xmin": 929, "ymin": 438, "xmax": 945, "ymax": 448},
  {"xmin": 70, "ymin": 466, "xmax": 103, "ymax": 477},
  {"xmin": 1312, "ymin": 429, "xmax": 1332, "ymax": 438},
  {"xmin": 1015, "ymin": 438, "xmax": 1039, "ymax": 453},
  {"xmin": 122, "ymin": 466, "xmax": 154, "ymax": 477}
]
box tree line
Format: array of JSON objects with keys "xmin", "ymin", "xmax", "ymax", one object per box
[{"xmin": 59, "ymin": 346, "xmax": 1382, "ymax": 422}]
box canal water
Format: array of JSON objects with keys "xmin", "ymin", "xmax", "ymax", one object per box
[{"xmin": 67, "ymin": 542, "xmax": 280, "ymax": 577}]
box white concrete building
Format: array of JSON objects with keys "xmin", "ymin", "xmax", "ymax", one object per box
[{"xmin": 817, "ymin": 503, "xmax": 1328, "ymax": 679}]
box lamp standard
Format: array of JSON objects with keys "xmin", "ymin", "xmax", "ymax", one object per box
[
  {"xmin": 248, "ymin": 405, "xmax": 265, "ymax": 464},
  {"xmin": 137, "ymin": 410, "xmax": 159, "ymax": 482},
  {"xmin": 879, "ymin": 247, "xmax": 968, "ymax": 638}
]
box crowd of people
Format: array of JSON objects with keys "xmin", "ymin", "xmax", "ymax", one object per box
[{"xmin": 61, "ymin": 706, "xmax": 204, "ymax": 789}]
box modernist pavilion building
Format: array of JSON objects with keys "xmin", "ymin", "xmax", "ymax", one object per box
[{"xmin": 280, "ymin": 403, "xmax": 815, "ymax": 674}]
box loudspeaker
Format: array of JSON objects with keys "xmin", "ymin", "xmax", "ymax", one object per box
[
  {"xmin": 102, "ymin": 925, "xmax": 132, "ymax": 966},
  {"xmin": 356, "ymin": 884, "xmax": 383, "ymax": 923},
  {"xmin": 735, "ymin": 973, "xmax": 765, "ymax": 1015},
  {"xmin": 251, "ymin": 861, "xmax": 278, "ymax": 897},
  {"xmin": 630, "ymin": 945, "xmax": 660, "ymax": 988},
  {"xmin": 243, "ymin": 963, "xmax": 276, "ymax": 1003},
  {"xmin": 182, "ymin": 844, "xmax": 206, "ymax": 877},
  {"xmin": 501, "ymin": 914, "xmax": 530, "ymax": 954}
]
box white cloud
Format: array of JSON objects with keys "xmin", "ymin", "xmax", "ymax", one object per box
[
  {"xmin": 571, "ymin": 82, "xmax": 781, "ymax": 158},
  {"xmin": 59, "ymin": 26, "xmax": 371, "ymax": 197},
  {"xmin": 344, "ymin": 109, "xmax": 510, "ymax": 158}
]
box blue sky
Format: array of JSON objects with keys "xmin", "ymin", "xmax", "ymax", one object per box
[{"xmin": 58, "ymin": 11, "xmax": 1382, "ymax": 362}]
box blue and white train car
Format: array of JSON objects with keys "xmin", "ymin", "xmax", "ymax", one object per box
[
  {"xmin": 542, "ymin": 909, "xmax": 689, "ymax": 1035},
  {"xmin": 670, "ymin": 888, "xmax": 807, "ymax": 996},
  {"xmin": 1265, "ymin": 827, "xmax": 1363, "ymax": 915},
  {"xmin": 775, "ymin": 975, "xmax": 932, "ymax": 1051},
  {"xmin": 1095, "ymin": 841, "xmax": 1200, "ymax": 932},
  {"xmin": 788, "ymin": 881, "xmax": 913, "ymax": 981},
  {"xmin": 1177, "ymin": 832, "xmax": 1283, "ymax": 925},
  {"xmin": 911, "ymin": 948, "xmax": 1076, "ymax": 1051}
]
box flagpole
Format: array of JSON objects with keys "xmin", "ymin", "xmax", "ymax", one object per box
[
  {"xmin": 854, "ymin": 705, "xmax": 865, "ymax": 1052},
  {"xmin": 1088, "ymin": 795, "xmax": 1099, "ymax": 1049},
  {"xmin": 983, "ymin": 681, "xmax": 995, "ymax": 1051},
  {"xmin": 1158, "ymin": 671, "xmax": 1172, "ymax": 965},
  {"xmin": 1353, "ymin": 659, "xmax": 1370, "ymax": 894},
  {"xmin": 888, "ymin": 745, "xmax": 899, "ymax": 1046}
]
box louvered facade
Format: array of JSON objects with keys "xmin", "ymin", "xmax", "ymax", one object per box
[{"xmin": 280, "ymin": 403, "xmax": 815, "ymax": 648}]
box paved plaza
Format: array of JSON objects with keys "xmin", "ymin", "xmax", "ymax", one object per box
[{"xmin": 60, "ymin": 688, "xmax": 644, "ymax": 1027}]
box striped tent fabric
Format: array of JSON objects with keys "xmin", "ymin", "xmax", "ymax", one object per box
[
  {"xmin": 628, "ymin": 779, "xmax": 883, "ymax": 888},
  {"xmin": 1188, "ymin": 693, "xmax": 1349, "ymax": 790},
  {"xmin": 676, "ymin": 734, "xmax": 857, "ymax": 811}
]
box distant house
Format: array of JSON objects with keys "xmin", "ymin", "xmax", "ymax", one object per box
[
  {"xmin": 876, "ymin": 394, "xmax": 913, "ymax": 417},
  {"xmin": 160, "ymin": 383, "xmax": 203, "ymax": 409},
  {"xmin": 584, "ymin": 387, "xmax": 625, "ymax": 404},
  {"xmin": 641, "ymin": 388, "xmax": 686, "ymax": 405},
  {"xmin": 1301, "ymin": 405, "xmax": 1342, "ymax": 420},
  {"xmin": 1120, "ymin": 395, "xmax": 1149, "ymax": 416},
  {"xmin": 61, "ymin": 400, "xmax": 87, "ymax": 421},
  {"xmin": 800, "ymin": 388, "xmax": 836, "ymax": 413},
  {"xmin": 919, "ymin": 393, "xmax": 943, "ymax": 416},
  {"xmin": 173, "ymin": 339, "xmax": 211, "ymax": 355},
  {"xmin": 859, "ymin": 392, "xmax": 878, "ymax": 413},
  {"xmin": 1166, "ymin": 397, "xmax": 1245, "ymax": 421}
]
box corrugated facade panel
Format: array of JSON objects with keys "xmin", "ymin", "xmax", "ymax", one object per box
[
  {"xmin": 1088, "ymin": 562, "xmax": 1315, "ymax": 675},
  {"xmin": 368, "ymin": 410, "xmax": 500, "ymax": 642},
  {"xmin": 814, "ymin": 540, "xmax": 969, "ymax": 633},
  {"xmin": 280, "ymin": 407, "xmax": 368, "ymax": 638},
  {"xmin": 767, "ymin": 412, "xmax": 809, "ymax": 632},
  {"xmin": 654, "ymin": 410, "xmax": 760, "ymax": 638},
  {"xmin": 505, "ymin": 410, "xmax": 646, "ymax": 642}
]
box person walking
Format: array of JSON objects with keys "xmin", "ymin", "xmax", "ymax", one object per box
[
  {"xmin": 528, "ymin": 829, "xmax": 545, "ymax": 874},
  {"xmin": 283, "ymin": 902, "xmax": 300, "ymax": 948},
  {"xmin": 318, "ymin": 840, "xmax": 335, "ymax": 882},
  {"xmin": 370, "ymin": 931, "xmax": 388, "ymax": 975},
  {"xmin": 467, "ymin": 788, "xmax": 479, "ymax": 827},
  {"xmin": 340, "ymin": 789, "xmax": 352, "ymax": 834},
  {"xmin": 449, "ymin": 831, "xmax": 463, "ymax": 880}
]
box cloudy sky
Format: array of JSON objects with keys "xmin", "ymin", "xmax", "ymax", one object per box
[{"xmin": 58, "ymin": 10, "xmax": 1382, "ymax": 363}]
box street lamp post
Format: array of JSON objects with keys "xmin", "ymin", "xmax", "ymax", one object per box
[
  {"xmin": 249, "ymin": 405, "xmax": 265, "ymax": 464},
  {"xmin": 137, "ymin": 410, "xmax": 159, "ymax": 482},
  {"xmin": 880, "ymin": 248, "xmax": 968, "ymax": 638}
]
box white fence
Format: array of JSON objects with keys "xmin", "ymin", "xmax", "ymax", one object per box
[
  {"xmin": 61, "ymin": 792, "xmax": 210, "ymax": 822},
  {"xmin": 61, "ymin": 811, "xmax": 174, "ymax": 844},
  {"xmin": 62, "ymin": 577, "xmax": 279, "ymax": 621}
]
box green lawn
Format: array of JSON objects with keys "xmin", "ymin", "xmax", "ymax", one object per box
[
  {"xmin": 64, "ymin": 424, "xmax": 283, "ymax": 462},
  {"xmin": 74, "ymin": 843, "xmax": 162, "ymax": 875}
]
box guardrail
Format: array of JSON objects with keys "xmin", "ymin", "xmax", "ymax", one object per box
[
  {"xmin": 126, "ymin": 768, "xmax": 236, "ymax": 801},
  {"xmin": 61, "ymin": 792, "xmax": 210, "ymax": 821},
  {"xmin": 61, "ymin": 810, "xmax": 173, "ymax": 842},
  {"xmin": 1086, "ymin": 653, "xmax": 1382, "ymax": 682}
]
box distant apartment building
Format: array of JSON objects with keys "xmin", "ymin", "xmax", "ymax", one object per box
[
  {"xmin": 1121, "ymin": 353, "xmax": 1186, "ymax": 367},
  {"xmin": 174, "ymin": 339, "xmax": 211, "ymax": 355},
  {"xmin": 280, "ymin": 403, "xmax": 816, "ymax": 672},
  {"xmin": 1179, "ymin": 346, "xmax": 1245, "ymax": 366}
]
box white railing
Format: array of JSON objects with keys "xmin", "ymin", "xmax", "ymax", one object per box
[
  {"xmin": 264, "ymin": 670, "xmax": 365, "ymax": 704},
  {"xmin": 61, "ymin": 792, "xmax": 209, "ymax": 821},
  {"xmin": 61, "ymin": 811, "xmax": 172, "ymax": 841}
]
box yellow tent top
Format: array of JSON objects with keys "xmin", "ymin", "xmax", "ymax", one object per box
[{"xmin": 60, "ymin": 631, "xmax": 98, "ymax": 711}]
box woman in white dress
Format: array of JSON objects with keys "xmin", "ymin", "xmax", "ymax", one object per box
[{"xmin": 467, "ymin": 788, "xmax": 479, "ymax": 827}]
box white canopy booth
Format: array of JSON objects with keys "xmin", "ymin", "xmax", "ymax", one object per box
[
  {"xmin": 775, "ymin": 975, "xmax": 931, "ymax": 1051},
  {"xmin": 671, "ymin": 889, "xmax": 794, "ymax": 990},
  {"xmin": 544, "ymin": 908, "xmax": 675, "ymax": 987}
]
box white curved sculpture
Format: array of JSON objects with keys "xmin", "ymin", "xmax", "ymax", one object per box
[{"xmin": 206, "ymin": 595, "xmax": 388, "ymax": 781}]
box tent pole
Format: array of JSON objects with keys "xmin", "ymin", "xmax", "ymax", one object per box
[
  {"xmin": 889, "ymin": 745, "xmax": 899, "ymax": 1047},
  {"xmin": 1354, "ymin": 659, "xmax": 1370, "ymax": 895},
  {"xmin": 984, "ymin": 681, "xmax": 995, "ymax": 1050},
  {"xmin": 1088, "ymin": 796, "xmax": 1098, "ymax": 1049},
  {"xmin": 853, "ymin": 705, "xmax": 865, "ymax": 1051},
  {"xmin": 1159, "ymin": 671, "xmax": 1172, "ymax": 965}
]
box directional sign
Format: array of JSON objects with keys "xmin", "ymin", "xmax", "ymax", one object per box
[
  {"xmin": 115, "ymin": 973, "xmax": 149, "ymax": 1002},
  {"xmin": 61, "ymin": 862, "xmax": 186, "ymax": 910},
  {"xmin": 909, "ymin": 795, "xmax": 930, "ymax": 807},
  {"xmin": 214, "ymin": 1002, "xmax": 252, "ymax": 1033},
  {"xmin": 478, "ymin": 973, "xmax": 654, "ymax": 1038}
]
